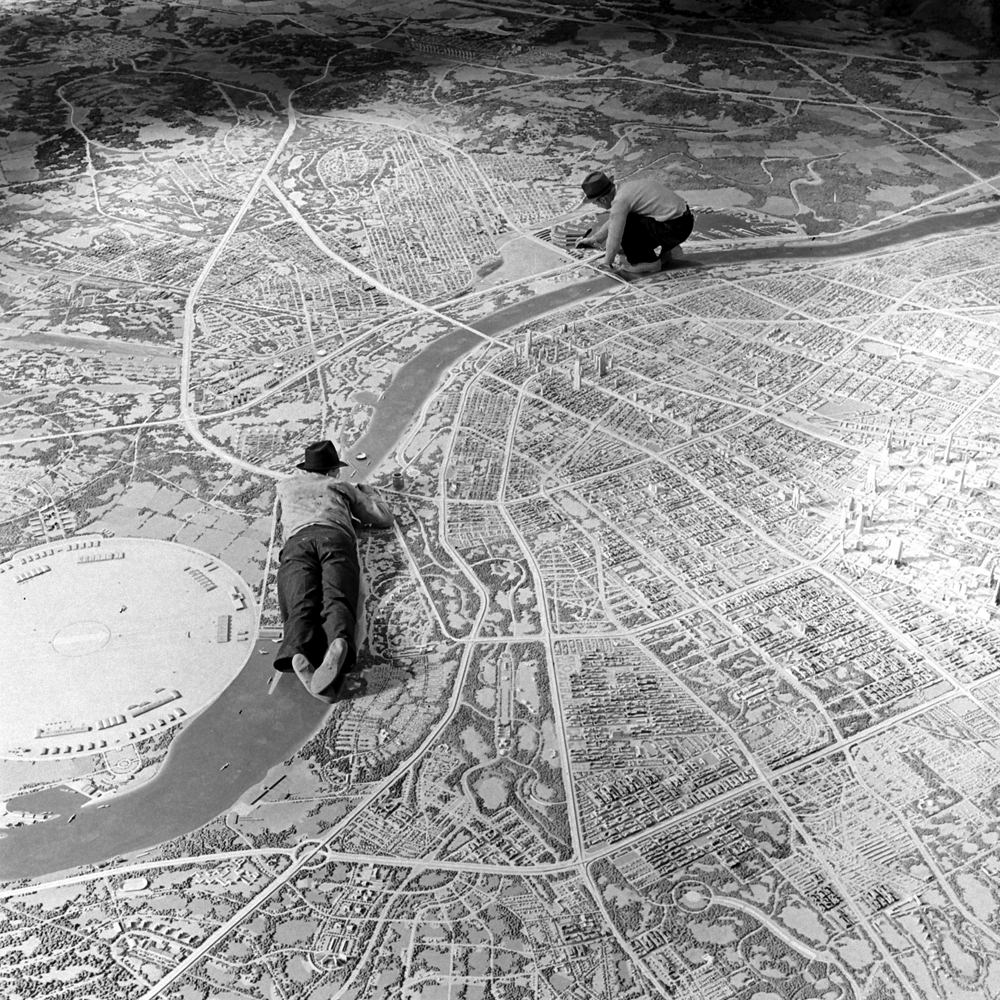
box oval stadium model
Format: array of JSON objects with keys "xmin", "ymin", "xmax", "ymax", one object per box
[{"xmin": 0, "ymin": 537, "xmax": 256, "ymax": 759}]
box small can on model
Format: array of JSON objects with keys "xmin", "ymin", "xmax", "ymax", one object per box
[{"xmin": 392, "ymin": 469, "xmax": 405, "ymax": 491}]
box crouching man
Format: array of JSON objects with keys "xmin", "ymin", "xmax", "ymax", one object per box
[{"xmin": 577, "ymin": 169, "xmax": 694, "ymax": 275}]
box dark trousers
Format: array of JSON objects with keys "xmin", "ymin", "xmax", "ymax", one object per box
[
  {"xmin": 621, "ymin": 207, "xmax": 694, "ymax": 264},
  {"xmin": 274, "ymin": 525, "xmax": 359, "ymax": 673}
]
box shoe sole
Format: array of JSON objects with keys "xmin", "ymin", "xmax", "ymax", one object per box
[{"xmin": 311, "ymin": 639, "xmax": 348, "ymax": 702}]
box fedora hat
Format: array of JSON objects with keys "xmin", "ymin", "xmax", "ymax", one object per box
[
  {"xmin": 297, "ymin": 440, "xmax": 349, "ymax": 472},
  {"xmin": 581, "ymin": 170, "xmax": 614, "ymax": 200}
]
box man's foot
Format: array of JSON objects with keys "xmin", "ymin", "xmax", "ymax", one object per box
[
  {"xmin": 291, "ymin": 653, "xmax": 315, "ymax": 685},
  {"xmin": 659, "ymin": 245, "xmax": 684, "ymax": 270},
  {"xmin": 620, "ymin": 260, "xmax": 661, "ymax": 276},
  {"xmin": 311, "ymin": 638, "xmax": 348, "ymax": 703}
]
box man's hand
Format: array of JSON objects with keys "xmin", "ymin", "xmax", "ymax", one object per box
[
  {"xmin": 595, "ymin": 261, "xmax": 618, "ymax": 272},
  {"xmin": 575, "ymin": 226, "xmax": 605, "ymax": 251}
]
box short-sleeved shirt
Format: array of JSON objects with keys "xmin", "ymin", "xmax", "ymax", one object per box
[
  {"xmin": 277, "ymin": 471, "xmax": 393, "ymax": 540},
  {"xmin": 610, "ymin": 175, "xmax": 687, "ymax": 223}
]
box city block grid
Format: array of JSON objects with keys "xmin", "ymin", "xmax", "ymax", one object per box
[{"xmin": 3, "ymin": 0, "xmax": 1000, "ymax": 997}]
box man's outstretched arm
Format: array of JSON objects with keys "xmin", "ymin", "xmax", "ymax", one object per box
[
  {"xmin": 346, "ymin": 482, "xmax": 395, "ymax": 528},
  {"xmin": 576, "ymin": 219, "xmax": 609, "ymax": 248},
  {"xmin": 600, "ymin": 208, "xmax": 628, "ymax": 267}
]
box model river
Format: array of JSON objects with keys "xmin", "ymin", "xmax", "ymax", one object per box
[{"xmin": 2, "ymin": 203, "xmax": 997, "ymax": 878}]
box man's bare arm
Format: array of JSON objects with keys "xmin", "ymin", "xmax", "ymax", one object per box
[{"xmin": 601, "ymin": 209, "xmax": 627, "ymax": 267}]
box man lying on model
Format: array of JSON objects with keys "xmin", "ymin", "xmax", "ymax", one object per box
[
  {"xmin": 273, "ymin": 440, "xmax": 394, "ymax": 703},
  {"xmin": 576, "ymin": 169, "xmax": 694, "ymax": 275}
]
